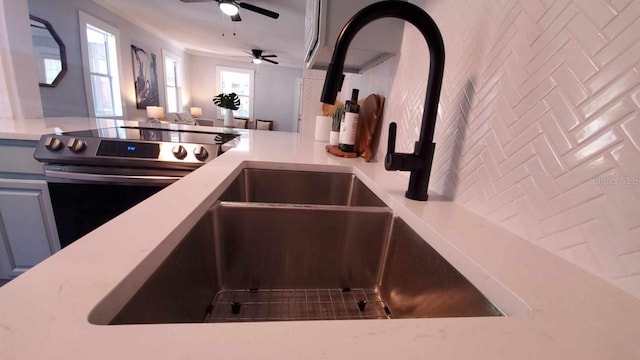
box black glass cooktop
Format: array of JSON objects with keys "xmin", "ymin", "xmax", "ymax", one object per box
[{"xmin": 63, "ymin": 126, "xmax": 239, "ymax": 145}]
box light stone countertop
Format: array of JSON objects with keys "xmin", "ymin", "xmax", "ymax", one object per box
[
  {"xmin": 0, "ymin": 117, "xmax": 112, "ymax": 141},
  {"xmin": 1, "ymin": 119, "xmax": 639, "ymax": 359}
]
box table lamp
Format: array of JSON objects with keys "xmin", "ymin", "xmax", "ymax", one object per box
[
  {"xmin": 190, "ymin": 107, "xmax": 202, "ymax": 118},
  {"xmin": 146, "ymin": 106, "xmax": 164, "ymax": 123}
]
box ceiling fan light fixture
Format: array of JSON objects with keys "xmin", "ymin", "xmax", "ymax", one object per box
[
  {"xmin": 219, "ymin": 1, "xmax": 239, "ymax": 16},
  {"xmin": 252, "ymin": 58, "xmax": 262, "ymax": 64}
]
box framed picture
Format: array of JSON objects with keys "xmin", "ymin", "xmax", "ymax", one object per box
[{"xmin": 131, "ymin": 44, "xmax": 159, "ymax": 109}]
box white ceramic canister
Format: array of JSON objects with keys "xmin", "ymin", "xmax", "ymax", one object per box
[{"xmin": 314, "ymin": 116, "xmax": 332, "ymax": 141}]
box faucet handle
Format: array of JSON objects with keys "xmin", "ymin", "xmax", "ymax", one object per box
[
  {"xmin": 387, "ymin": 122, "xmax": 397, "ymax": 155},
  {"xmin": 385, "ymin": 122, "xmax": 400, "ymax": 171},
  {"xmin": 385, "ymin": 122, "xmax": 424, "ymax": 172}
]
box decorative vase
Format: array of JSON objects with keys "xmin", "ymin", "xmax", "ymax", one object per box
[
  {"xmin": 223, "ymin": 108, "xmax": 234, "ymax": 128},
  {"xmin": 314, "ymin": 116, "xmax": 332, "ymax": 142},
  {"xmin": 329, "ymin": 130, "xmax": 340, "ymax": 146}
]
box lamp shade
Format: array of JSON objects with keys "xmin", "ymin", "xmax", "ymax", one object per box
[
  {"xmin": 190, "ymin": 107, "xmax": 202, "ymax": 118},
  {"xmin": 146, "ymin": 106, "xmax": 164, "ymax": 119}
]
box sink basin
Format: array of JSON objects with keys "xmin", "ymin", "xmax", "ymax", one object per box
[
  {"xmin": 90, "ymin": 167, "xmax": 503, "ymax": 325},
  {"xmin": 219, "ymin": 168, "xmax": 386, "ymax": 207}
]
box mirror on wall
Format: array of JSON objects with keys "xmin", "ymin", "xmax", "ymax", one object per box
[{"xmin": 29, "ymin": 15, "xmax": 67, "ymax": 87}]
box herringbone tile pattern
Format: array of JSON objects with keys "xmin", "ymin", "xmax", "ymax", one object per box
[
  {"xmin": 407, "ymin": 0, "xmax": 640, "ymax": 297},
  {"xmin": 300, "ymin": 0, "xmax": 640, "ymax": 297},
  {"xmin": 300, "ymin": 72, "xmax": 326, "ymax": 139}
]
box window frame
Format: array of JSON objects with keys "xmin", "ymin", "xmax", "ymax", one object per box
[
  {"xmin": 78, "ymin": 11, "xmax": 125, "ymax": 119},
  {"xmin": 162, "ymin": 49, "xmax": 182, "ymax": 113},
  {"xmin": 215, "ymin": 66, "xmax": 254, "ymax": 120}
]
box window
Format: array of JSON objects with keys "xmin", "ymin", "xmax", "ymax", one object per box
[
  {"xmin": 216, "ymin": 66, "xmax": 254, "ymax": 119},
  {"xmin": 43, "ymin": 58, "xmax": 62, "ymax": 84},
  {"xmin": 79, "ymin": 12, "xmax": 124, "ymax": 118},
  {"xmin": 163, "ymin": 50, "xmax": 181, "ymax": 113}
]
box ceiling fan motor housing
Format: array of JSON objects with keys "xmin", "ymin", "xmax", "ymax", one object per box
[{"xmin": 250, "ymin": 49, "xmax": 278, "ymax": 64}]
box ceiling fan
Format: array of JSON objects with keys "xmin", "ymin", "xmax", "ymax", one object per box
[
  {"xmin": 180, "ymin": 0, "xmax": 280, "ymax": 22},
  {"xmin": 248, "ymin": 49, "xmax": 278, "ymax": 64}
]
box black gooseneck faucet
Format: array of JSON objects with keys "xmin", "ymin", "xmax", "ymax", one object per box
[{"xmin": 320, "ymin": 1, "xmax": 445, "ymax": 201}]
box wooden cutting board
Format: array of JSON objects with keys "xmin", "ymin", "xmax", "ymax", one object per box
[{"xmin": 356, "ymin": 94, "xmax": 384, "ymax": 162}]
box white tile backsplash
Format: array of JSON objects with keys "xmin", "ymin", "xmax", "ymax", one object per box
[{"xmin": 301, "ymin": 0, "xmax": 640, "ymax": 298}]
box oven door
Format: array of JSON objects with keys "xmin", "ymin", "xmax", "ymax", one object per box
[{"xmin": 44, "ymin": 165, "xmax": 189, "ymax": 248}]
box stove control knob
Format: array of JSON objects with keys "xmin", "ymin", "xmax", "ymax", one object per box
[
  {"xmin": 193, "ymin": 146, "xmax": 209, "ymax": 161},
  {"xmin": 67, "ymin": 138, "xmax": 86, "ymax": 153},
  {"xmin": 44, "ymin": 137, "xmax": 64, "ymax": 152},
  {"xmin": 172, "ymin": 145, "xmax": 187, "ymax": 160}
]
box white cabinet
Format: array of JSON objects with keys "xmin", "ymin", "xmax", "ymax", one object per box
[
  {"xmin": 0, "ymin": 139, "xmax": 59, "ymax": 280},
  {"xmin": 305, "ymin": 0, "xmax": 406, "ymax": 73},
  {"xmin": 0, "ymin": 179, "xmax": 60, "ymax": 278}
]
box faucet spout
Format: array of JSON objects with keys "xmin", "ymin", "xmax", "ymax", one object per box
[{"xmin": 320, "ymin": 0, "xmax": 445, "ymax": 201}]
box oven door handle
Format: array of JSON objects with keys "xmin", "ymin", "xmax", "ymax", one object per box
[{"xmin": 44, "ymin": 170, "xmax": 182, "ymax": 186}]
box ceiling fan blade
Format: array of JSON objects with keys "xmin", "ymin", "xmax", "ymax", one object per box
[
  {"xmin": 231, "ymin": 13, "xmax": 241, "ymax": 21},
  {"xmin": 237, "ymin": 2, "xmax": 279, "ymax": 19},
  {"xmin": 262, "ymin": 58, "xmax": 279, "ymax": 65},
  {"xmin": 261, "ymin": 54, "xmax": 277, "ymax": 58}
]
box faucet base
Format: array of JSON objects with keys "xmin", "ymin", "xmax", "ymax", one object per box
[
  {"xmin": 406, "ymin": 190, "xmax": 428, "ymax": 201},
  {"xmin": 403, "ymin": 142, "xmax": 435, "ymax": 201}
]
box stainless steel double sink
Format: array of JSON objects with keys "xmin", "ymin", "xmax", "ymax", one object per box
[{"xmin": 93, "ymin": 167, "xmax": 503, "ymax": 325}]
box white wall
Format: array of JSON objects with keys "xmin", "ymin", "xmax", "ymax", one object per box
[
  {"xmin": 0, "ymin": 0, "xmax": 18, "ymax": 120},
  {"xmin": 28, "ymin": 0, "xmax": 189, "ymax": 120},
  {"xmin": 301, "ymin": 0, "xmax": 640, "ymax": 298},
  {"xmin": 188, "ymin": 54, "xmax": 302, "ymax": 132},
  {"xmin": 1, "ymin": 0, "xmax": 42, "ymax": 119}
]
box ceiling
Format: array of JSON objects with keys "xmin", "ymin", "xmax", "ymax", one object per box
[{"xmin": 92, "ymin": 0, "xmax": 307, "ymax": 68}]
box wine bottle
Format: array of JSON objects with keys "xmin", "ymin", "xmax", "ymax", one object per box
[
  {"xmin": 339, "ymin": 89, "xmax": 360, "ymax": 153},
  {"xmin": 339, "ymin": 100, "xmax": 350, "ymax": 145}
]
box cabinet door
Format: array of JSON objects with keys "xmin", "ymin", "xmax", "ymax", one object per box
[
  {"xmin": 0, "ymin": 179, "xmax": 60, "ymax": 279},
  {"xmin": 304, "ymin": 0, "xmax": 406, "ymax": 73}
]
